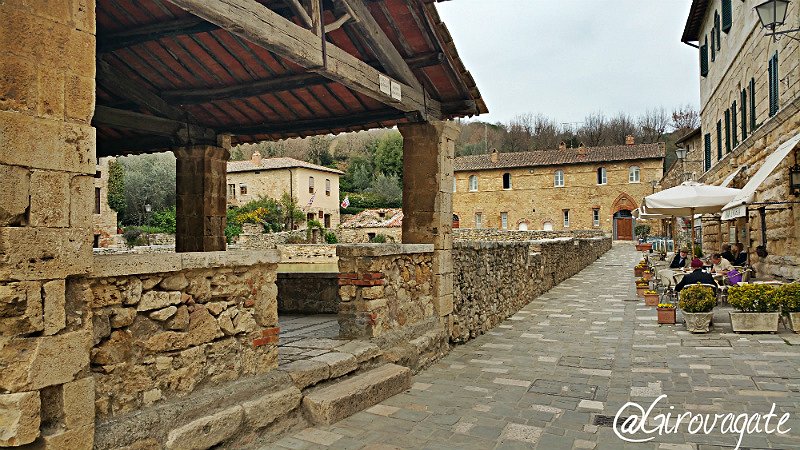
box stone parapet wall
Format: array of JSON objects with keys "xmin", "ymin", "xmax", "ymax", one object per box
[
  {"xmin": 279, "ymin": 244, "xmax": 337, "ymax": 263},
  {"xmin": 454, "ymin": 228, "xmax": 607, "ymax": 242},
  {"xmin": 451, "ymin": 237, "xmax": 611, "ymax": 342},
  {"xmin": 65, "ymin": 250, "xmax": 281, "ymax": 446},
  {"xmin": 335, "ymin": 227, "xmax": 401, "ymax": 243}
]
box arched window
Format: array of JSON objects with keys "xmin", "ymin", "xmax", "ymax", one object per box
[
  {"xmin": 469, "ymin": 175, "xmax": 478, "ymax": 192},
  {"xmin": 554, "ymin": 170, "xmax": 564, "ymax": 187},
  {"xmin": 518, "ymin": 222, "xmax": 528, "ymax": 231},
  {"xmin": 628, "ymin": 166, "xmax": 640, "ymax": 183},
  {"xmin": 542, "ymin": 221, "xmax": 554, "ymax": 231},
  {"xmin": 502, "ymin": 173, "xmax": 512, "ymax": 190},
  {"xmin": 597, "ymin": 167, "xmax": 607, "ymax": 185}
]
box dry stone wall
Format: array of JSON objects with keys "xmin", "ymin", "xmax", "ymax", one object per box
[
  {"xmin": 451, "ymin": 237, "xmax": 611, "ymax": 342},
  {"xmin": 454, "ymin": 228, "xmax": 606, "ymax": 241}
]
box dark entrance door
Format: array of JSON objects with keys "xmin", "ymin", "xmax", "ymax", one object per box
[{"xmin": 613, "ymin": 209, "xmax": 634, "ymax": 240}]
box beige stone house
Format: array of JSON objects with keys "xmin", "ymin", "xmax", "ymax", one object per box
[
  {"xmin": 681, "ymin": 0, "xmax": 800, "ymax": 279},
  {"xmin": 92, "ymin": 157, "xmax": 118, "ymax": 248},
  {"xmin": 226, "ymin": 152, "xmax": 344, "ymax": 228},
  {"xmin": 453, "ymin": 140, "xmax": 665, "ymax": 240}
]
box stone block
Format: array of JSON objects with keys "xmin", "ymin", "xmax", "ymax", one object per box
[
  {"xmin": 0, "ymin": 56, "xmax": 38, "ymax": 113},
  {"xmin": 137, "ymin": 291, "xmax": 181, "ymax": 311},
  {"xmin": 34, "ymin": 424, "xmax": 93, "ymax": 450},
  {"xmin": 29, "ymin": 171, "xmax": 70, "ymax": 228},
  {"xmin": 36, "ymin": 69, "xmax": 65, "ymax": 119},
  {"xmin": 0, "ymin": 391, "xmax": 41, "ymax": 446},
  {"xmin": 281, "ymin": 359, "xmax": 330, "ymax": 389},
  {"xmin": 0, "ymin": 164, "xmax": 31, "ymax": 227},
  {"xmin": 109, "ymin": 307, "xmax": 136, "ymax": 328},
  {"xmin": 42, "ymin": 279, "xmax": 66, "ymax": 335},
  {"xmin": 0, "ymin": 227, "xmax": 92, "ymax": 281},
  {"xmin": 64, "ymin": 74, "xmax": 94, "ymax": 124},
  {"xmin": 71, "ymin": 0, "xmax": 95, "ymax": 33},
  {"xmin": 310, "ymin": 352, "xmax": 358, "ymax": 378},
  {"xmin": 253, "ymin": 282, "xmax": 277, "ymax": 327},
  {"xmin": 159, "ymin": 274, "xmax": 188, "ymax": 291},
  {"xmin": 69, "ymin": 175, "xmax": 93, "ymax": 229},
  {"xmin": 302, "ymin": 364, "xmax": 411, "ymax": 425},
  {"xmin": 149, "ymin": 306, "xmax": 177, "ymax": 321},
  {"xmin": 334, "ymin": 341, "xmax": 381, "ymax": 364},
  {"xmin": 0, "ymin": 330, "xmax": 91, "ymax": 391},
  {"xmin": 0, "ymin": 281, "xmax": 44, "ymax": 337},
  {"xmin": 433, "ymin": 293, "xmax": 454, "ymax": 317},
  {"xmin": 62, "ymin": 377, "xmax": 95, "ymax": 429},
  {"xmin": 165, "ymin": 405, "xmax": 243, "ymax": 450},
  {"xmin": 91, "ymin": 330, "xmax": 133, "ymax": 365},
  {"xmin": 361, "ymin": 285, "xmax": 384, "ymax": 300},
  {"xmin": 241, "ymin": 386, "xmax": 302, "ymax": 429}
]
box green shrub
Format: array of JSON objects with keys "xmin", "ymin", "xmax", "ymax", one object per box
[
  {"xmin": 324, "ymin": 231, "xmax": 338, "ymax": 244},
  {"xmin": 777, "ymin": 283, "xmax": 800, "ymax": 313},
  {"xmin": 122, "ymin": 228, "xmax": 144, "ymax": 247},
  {"xmin": 369, "ymin": 234, "xmax": 387, "ymax": 243},
  {"xmin": 728, "ymin": 284, "xmax": 779, "ymax": 312},
  {"xmin": 634, "ymin": 224, "xmax": 651, "ymax": 239},
  {"xmin": 224, "ymin": 224, "xmax": 242, "ymax": 244},
  {"xmin": 693, "ymin": 244, "xmax": 704, "ymax": 258},
  {"xmin": 286, "ymin": 235, "xmax": 307, "ymax": 244},
  {"xmin": 148, "ymin": 207, "xmax": 176, "ymax": 234},
  {"xmin": 678, "ymin": 284, "xmax": 715, "ymax": 313}
]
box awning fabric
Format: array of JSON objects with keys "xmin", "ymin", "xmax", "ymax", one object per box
[
  {"xmin": 720, "ymin": 166, "xmax": 743, "ymax": 187},
  {"xmin": 632, "ymin": 206, "xmax": 669, "ymax": 220},
  {"xmin": 642, "ymin": 181, "xmax": 742, "ymax": 216},
  {"xmin": 721, "ymin": 132, "xmax": 800, "ymax": 221}
]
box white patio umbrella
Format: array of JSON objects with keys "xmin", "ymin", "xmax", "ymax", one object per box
[{"xmin": 642, "ymin": 181, "xmax": 742, "ymax": 256}]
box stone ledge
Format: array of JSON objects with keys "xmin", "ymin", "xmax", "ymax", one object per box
[
  {"xmin": 278, "ymin": 272, "xmax": 338, "ymax": 280},
  {"xmin": 336, "ymin": 244, "xmax": 433, "ymax": 258},
  {"xmin": 88, "ymin": 250, "xmax": 281, "ymax": 278}
]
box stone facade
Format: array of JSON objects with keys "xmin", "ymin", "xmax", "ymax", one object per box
[
  {"xmin": 451, "ymin": 237, "xmax": 611, "ymax": 342},
  {"xmin": 92, "ymin": 157, "xmax": 118, "ymax": 248},
  {"xmin": 453, "ymin": 148, "xmax": 663, "ymax": 238},
  {"xmin": 453, "ymin": 228, "xmax": 606, "ymax": 241}
]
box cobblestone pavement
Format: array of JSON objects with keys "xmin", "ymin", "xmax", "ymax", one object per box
[{"xmin": 269, "ymin": 243, "xmax": 800, "ymax": 450}]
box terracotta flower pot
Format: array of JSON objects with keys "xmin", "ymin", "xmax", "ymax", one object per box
[
  {"xmin": 657, "ymin": 307, "xmax": 676, "ymax": 324},
  {"xmin": 634, "ymin": 267, "xmax": 645, "ymax": 277},
  {"xmin": 644, "ymin": 293, "xmax": 659, "ymax": 306},
  {"xmin": 636, "ymin": 286, "xmax": 647, "ymax": 297},
  {"xmin": 643, "ymin": 272, "xmax": 652, "ymax": 281}
]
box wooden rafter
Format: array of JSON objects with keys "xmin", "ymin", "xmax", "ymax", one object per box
[
  {"xmin": 92, "ymin": 106, "xmax": 217, "ymax": 144},
  {"xmin": 283, "ymin": 0, "xmax": 313, "ymax": 28},
  {"xmin": 165, "ymin": 0, "xmax": 441, "ymax": 119},
  {"xmin": 97, "ymin": 59, "xmax": 190, "ymax": 121},
  {"xmin": 97, "ymin": 17, "xmax": 219, "ymax": 54},
  {"xmin": 224, "ymin": 109, "xmax": 407, "ymax": 136}
]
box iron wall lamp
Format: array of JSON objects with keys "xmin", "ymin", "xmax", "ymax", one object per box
[
  {"xmin": 755, "ymin": 0, "xmax": 800, "ymax": 41},
  {"xmin": 790, "ymin": 163, "xmax": 800, "ymax": 196}
]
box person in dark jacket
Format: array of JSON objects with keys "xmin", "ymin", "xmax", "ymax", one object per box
[
  {"xmin": 669, "ymin": 248, "xmax": 690, "ymax": 269},
  {"xmin": 720, "ymin": 243, "xmax": 735, "ymax": 264},
  {"xmin": 731, "ymin": 243, "xmax": 747, "ymax": 266},
  {"xmin": 676, "ymin": 258, "xmax": 717, "ymax": 294}
]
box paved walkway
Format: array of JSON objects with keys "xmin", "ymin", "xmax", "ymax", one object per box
[{"xmin": 270, "ymin": 243, "xmax": 800, "ymax": 449}]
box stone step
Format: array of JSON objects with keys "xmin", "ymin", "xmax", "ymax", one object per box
[{"xmin": 302, "ymin": 363, "xmax": 411, "ymax": 425}]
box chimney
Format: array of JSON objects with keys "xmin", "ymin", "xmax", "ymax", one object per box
[
  {"xmin": 577, "ymin": 143, "xmax": 587, "ymax": 157},
  {"xmin": 558, "ymin": 141, "xmax": 566, "ymax": 151},
  {"xmin": 251, "ymin": 150, "xmax": 262, "ymax": 166},
  {"xmin": 490, "ymin": 148, "xmax": 499, "ymax": 163},
  {"xmin": 625, "ymin": 135, "xmax": 635, "ymax": 146}
]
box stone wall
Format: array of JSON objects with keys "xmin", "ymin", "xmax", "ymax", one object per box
[
  {"xmin": 277, "ymin": 272, "xmax": 338, "ymax": 314},
  {"xmin": 450, "ymin": 237, "xmax": 611, "ymax": 342},
  {"xmin": 93, "ymin": 157, "xmax": 118, "ymax": 248},
  {"xmin": 65, "ymin": 250, "xmax": 281, "ymax": 448},
  {"xmin": 454, "ymin": 228, "xmax": 606, "ymax": 241}
]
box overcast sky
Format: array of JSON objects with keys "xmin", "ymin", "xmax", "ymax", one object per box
[{"xmin": 437, "ymin": 0, "xmax": 700, "ymax": 126}]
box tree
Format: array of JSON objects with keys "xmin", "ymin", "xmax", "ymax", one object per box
[
  {"xmin": 279, "ymin": 192, "xmax": 305, "ymax": 230},
  {"xmin": 577, "ymin": 112, "xmax": 607, "ymax": 147},
  {"xmin": 306, "ymin": 136, "xmax": 334, "ymax": 166},
  {"xmin": 117, "ymin": 152, "xmax": 176, "ymax": 226},
  {"xmin": 671, "ymin": 104, "xmax": 700, "ymax": 133},
  {"xmin": 107, "ymin": 159, "xmax": 126, "ymax": 221},
  {"xmin": 606, "ymin": 112, "xmax": 638, "ymax": 145},
  {"xmin": 638, "ymin": 107, "xmax": 670, "ymax": 144},
  {"xmin": 368, "ymin": 173, "xmax": 402, "ymax": 204},
  {"xmin": 373, "ymin": 132, "xmax": 403, "ymax": 178},
  {"xmin": 530, "ymin": 114, "xmax": 562, "ymax": 150}
]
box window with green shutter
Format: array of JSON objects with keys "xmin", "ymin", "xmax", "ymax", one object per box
[
  {"xmin": 714, "ymin": 11, "xmax": 721, "ymax": 50},
  {"xmin": 724, "ymin": 109, "xmax": 731, "ymax": 153},
  {"xmin": 716, "ymin": 120, "xmax": 722, "ymax": 162},
  {"xmin": 700, "ymin": 37, "xmax": 709, "ymax": 77},
  {"xmin": 704, "ymin": 133, "xmax": 712, "ymax": 172},
  {"xmin": 711, "ymin": 29, "xmax": 716, "ymax": 61},
  {"xmin": 722, "ymin": 0, "xmax": 732, "ymax": 32},
  {"xmin": 741, "ymin": 88, "xmax": 747, "ymax": 140},
  {"xmin": 749, "ymin": 78, "xmax": 757, "ymax": 130},
  {"xmin": 768, "ymin": 51, "xmax": 779, "ymax": 117},
  {"xmin": 731, "ymin": 101, "xmax": 738, "ymax": 148}
]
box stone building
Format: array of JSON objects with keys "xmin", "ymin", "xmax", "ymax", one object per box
[
  {"xmin": 453, "ymin": 141, "xmax": 665, "ymax": 240},
  {"xmin": 338, "ymin": 208, "xmax": 403, "ymax": 243},
  {"xmin": 92, "ymin": 157, "xmax": 119, "ymax": 248},
  {"xmin": 681, "ymin": 0, "xmax": 800, "ymax": 279},
  {"xmin": 227, "ymin": 152, "xmax": 343, "ymax": 228}
]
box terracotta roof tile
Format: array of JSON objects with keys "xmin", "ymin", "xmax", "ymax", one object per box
[
  {"xmin": 454, "ymin": 143, "xmax": 665, "ymax": 172},
  {"xmin": 227, "ymin": 157, "xmax": 344, "ymax": 175}
]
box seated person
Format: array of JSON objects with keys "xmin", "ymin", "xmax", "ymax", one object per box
[
  {"xmin": 675, "ymin": 258, "xmax": 717, "ymax": 294},
  {"xmin": 669, "ymin": 248, "xmax": 690, "ymax": 269},
  {"xmin": 731, "ymin": 243, "xmax": 747, "ymax": 266},
  {"xmin": 711, "ymin": 253, "xmax": 733, "ymax": 274},
  {"xmin": 720, "ymin": 243, "xmax": 735, "ymax": 264}
]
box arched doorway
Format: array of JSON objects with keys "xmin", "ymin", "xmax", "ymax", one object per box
[
  {"xmin": 452, "ymin": 214, "xmax": 460, "ymax": 229},
  {"xmin": 611, "ymin": 193, "xmax": 638, "ymax": 240}
]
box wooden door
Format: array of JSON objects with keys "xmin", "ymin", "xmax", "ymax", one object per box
[{"xmin": 616, "ymin": 218, "xmax": 633, "ymax": 240}]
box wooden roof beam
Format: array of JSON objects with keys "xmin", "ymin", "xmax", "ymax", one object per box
[
  {"xmin": 166, "ymin": 0, "xmax": 441, "ymax": 120},
  {"xmin": 223, "ymin": 109, "xmax": 408, "ymax": 136},
  {"xmin": 92, "ymin": 106, "xmax": 217, "ymax": 144},
  {"xmin": 97, "ymin": 17, "xmax": 219, "ymax": 54}
]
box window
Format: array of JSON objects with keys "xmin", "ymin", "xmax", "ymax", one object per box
[
  {"xmin": 543, "ymin": 221, "xmax": 554, "ymax": 231},
  {"xmin": 731, "ymin": 101, "xmax": 738, "ymax": 148},
  {"xmin": 228, "ymin": 183, "xmax": 236, "ymax": 198},
  {"xmin": 500, "ymin": 212, "xmax": 508, "ymax": 230},
  {"xmin": 628, "ymin": 166, "xmax": 640, "ymax": 183},
  {"xmin": 324, "ymin": 214, "xmax": 331, "ymax": 228},
  {"xmin": 502, "ymin": 172, "xmax": 512, "ymax": 190},
  {"xmin": 94, "ymin": 171, "xmax": 102, "ymax": 179},
  {"xmin": 741, "ymin": 88, "xmax": 748, "ymax": 140},
  {"xmin": 768, "ymin": 51, "xmax": 779, "ymax": 117},
  {"xmin": 240, "ymin": 183, "xmax": 248, "ymax": 195},
  {"xmin": 724, "ymin": 109, "xmax": 731, "ymax": 153},
  {"xmin": 749, "ymin": 78, "xmax": 757, "ymax": 130},
  {"xmin": 93, "ymin": 235, "xmax": 100, "ymax": 249},
  {"xmin": 714, "ymin": 11, "xmax": 721, "ymax": 50},
  {"xmin": 563, "ymin": 210, "xmax": 570, "ymax": 228},
  {"xmin": 711, "ymin": 28, "xmax": 716, "ymax": 61},
  {"xmin": 722, "ymin": 0, "xmax": 732, "ymax": 32},
  {"xmin": 700, "ymin": 36, "xmax": 709, "ymax": 77},
  {"xmin": 716, "ymin": 120, "xmax": 722, "ymax": 161},
  {"xmin": 469, "ymin": 175, "xmax": 478, "ymax": 192},
  {"xmin": 453, "ymin": 178, "xmax": 457, "ymax": 193},
  {"xmin": 592, "ymin": 209, "xmax": 600, "ymax": 227},
  {"xmin": 94, "ymin": 187, "xmax": 101, "ymax": 214},
  {"xmin": 319, "ymin": 210, "xmax": 324, "ymax": 219},
  {"xmin": 325, "ymin": 179, "xmax": 331, "ymax": 196},
  {"xmin": 597, "ymin": 167, "xmax": 607, "ymax": 185},
  {"xmin": 308, "ymin": 176, "xmax": 314, "ymax": 194},
  {"xmin": 704, "ymin": 133, "xmax": 712, "ymax": 172},
  {"xmin": 554, "ymin": 170, "xmax": 564, "ymax": 187},
  {"xmin": 475, "ymin": 213, "xmax": 482, "ymax": 229}
]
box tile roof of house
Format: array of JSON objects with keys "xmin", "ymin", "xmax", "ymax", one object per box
[
  {"xmin": 340, "ymin": 209, "xmax": 403, "ymax": 228},
  {"xmin": 454, "ymin": 143, "xmax": 665, "ymax": 172},
  {"xmin": 226, "ymin": 157, "xmax": 344, "ymax": 175}
]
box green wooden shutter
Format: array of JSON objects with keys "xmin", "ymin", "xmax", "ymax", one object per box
[
  {"xmin": 741, "ymin": 88, "xmax": 747, "ymax": 140},
  {"xmin": 768, "ymin": 57, "xmax": 774, "ymax": 116},
  {"xmin": 724, "ymin": 109, "xmax": 731, "ymax": 153},
  {"xmin": 711, "ymin": 29, "xmax": 716, "ymax": 61},
  {"xmin": 749, "ymin": 78, "xmax": 756, "ymax": 130},
  {"xmin": 700, "ymin": 37, "xmax": 709, "ymax": 77},
  {"xmin": 704, "ymin": 133, "xmax": 712, "ymax": 172},
  {"xmin": 714, "ymin": 12, "xmax": 721, "ymax": 50},
  {"xmin": 716, "ymin": 120, "xmax": 722, "ymax": 162},
  {"xmin": 770, "ymin": 52, "xmax": 779, "ymax": 116},
  {"xmin": 722, "ymin": 0, "xmax": 732, "ymax": 32},
  {"xmin": 731, "ymin": 101, "xmax": 738, "ymax": 148}
]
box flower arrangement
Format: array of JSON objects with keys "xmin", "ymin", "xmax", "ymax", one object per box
[
  {"xmin": 678, "ymin": 284, "xmax": 715, "ymax": 313},
  {"xmin": 644, "ymin": 290, "xmax": 657, "ymax": 295},
  {"xmin": 658, "ymin": 302, "xmax": 675, "ymax": 309},
  {"xmin": 777, "ymin": 283, "xmax": 800, "ymax": 313},
  {"xmin": 728, "ymin": 284, "xmax": 779, "ymax": 313},
  {"xmin": 635, "ymin": 278, "xmax": 649, "ymax": 285}
]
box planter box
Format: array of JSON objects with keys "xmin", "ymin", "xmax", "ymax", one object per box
[
  {"xmin": 642, "ymin": 272, "xmax": 653, "ymax": 281},
  {"xmin": 635, "ymin": 244, "xmax": 652, "ymax": 251},
  {"xmin": 636, "ymin": 286, "xmax": 647, "ymax": 297},
  {"xmin": 729, "ymin": 312, "xmax": 780, "ymax": 333},
  {"xmin": 784, "ymin": 312, "xmax": 800, "ymax": 333},
  {"xmin": 657, "ymin": 307, "xmax": 676, "ymax": 324},
  {"xmin": 683, "ymin": 311, "xmax": 713, "ymax": 333},
  {"xmin": 644, "ymin": 294, "xmax": 659, "ymax": 306},
  {"xmin": 634, "ymin": 267, "xmax": 645, "ymax": 277}
]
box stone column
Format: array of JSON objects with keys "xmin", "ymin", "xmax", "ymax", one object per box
[
  {"xmin": 398, "ymin": 121, "xmax": 460, "ymax": 321},
  {"xmin": 0, "ymin": 1, "xmax": 97, "ymax": 448},
  {"xmin": 174, "ymin": 145, "xmax": 229, "ymax": 252}
]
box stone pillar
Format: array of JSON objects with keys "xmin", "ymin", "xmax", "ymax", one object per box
[
  {"xmin": 0, "ymin": 1, "xmax": 97, "ymax": 448},
  {"xmin": 398, "ymin": 121, "xmax": 460, "ymax": 321},
  {"xmin": 174, "ymin": 145, "xmax": 229, "ymax": 252}
]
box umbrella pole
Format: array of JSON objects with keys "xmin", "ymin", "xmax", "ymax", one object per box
[{"xmin": 690, "ymin": 208, "xmax": 696, "ymax": 258}]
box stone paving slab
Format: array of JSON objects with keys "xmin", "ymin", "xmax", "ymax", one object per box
[{"xmin": 259, "ymin": 243, "xmax": 800, "ymax": 449}]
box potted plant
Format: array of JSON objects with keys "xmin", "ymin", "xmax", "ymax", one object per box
[
  {"xmin": 657, "ymin": 302, "xmax": 676, "ymax": 324},
  {"xmin": 778, "ymin": 283, "xmax": 800, "ymax": 332},
  {"xmin": 728, "ymin": 284, "xmax": 780, "ymax": 333},
  {"xmin": 679, "ymin": 284, "xmax": 715, "ymax": 333},
  {"xmin": 635, "ymin": 278, "xmax": 649, "ymax": 297},
  {"xmin": 642, "ymin": 270, "xmax": 653, "ymax": 281},
  {"xmin": 634, "ymin": 261, "xmax": 647, "ymax": 277},
  {"xmin": 644, "ymin": 289, "xmax": 659, "ymax": 306},
  {"xmin": 635, "ymin": 225, "xmax": 652, "ymax": 251}
]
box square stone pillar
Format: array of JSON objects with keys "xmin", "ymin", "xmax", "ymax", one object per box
[
  {"xmin": 398, "ymin": 121, "xmax": 460, "ymax": 319},
  {"xmin": 174, "ymin": 145, "xmax": 229, "ymax": 252}
]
